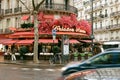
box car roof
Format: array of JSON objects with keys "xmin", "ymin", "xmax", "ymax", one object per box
[{"xmin": 104, "ymin": 48, "xmax": 120, "ymax": 51}]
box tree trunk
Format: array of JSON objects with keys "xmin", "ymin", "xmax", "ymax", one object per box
[{"xmin": 33, "ymin": 11, "xmax": 39, "ymax": 63}]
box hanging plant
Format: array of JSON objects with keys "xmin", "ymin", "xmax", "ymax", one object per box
[{"xmin": 21, "ymin": 23, "xmax": 34, "ymax": 28}]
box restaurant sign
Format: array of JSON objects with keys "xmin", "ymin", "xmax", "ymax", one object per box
[{"xmin": 53, "ymin": 25, "xmax": 86, "ymax": 34}]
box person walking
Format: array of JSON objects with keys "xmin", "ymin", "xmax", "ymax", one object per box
[{"xmin": 11, "ymin": 44, "xmax": 17, "ymax": 61}]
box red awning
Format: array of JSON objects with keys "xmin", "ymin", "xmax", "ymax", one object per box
[
  {"xmin": 16, "ymin": 40, "xmax": 34, "ymax": 45},
  {"xmin": 69, "ymin": 40, "xmax": 79, "ymax": 44},
  {"xmin": 0, "ymin": 39, "xmax": 12, "ymax": 44},
  {"xmin": 9, "ymin": 27, "xmax": 17, "ymax": 31},
  {"xmin": 2, "ymin": 40, "xmax": 18, "ymax": 45},
  {"xmin": 56, "ymin": 32, "xmax": 88, "ymax": 36},
  {"xmin": 21, "ymin": 15, "xmax": 30, "ymax": 20},
  {"xmin": 79, "ymin": 40, "xmax": 92, "ymax": 43},
  {"xmin": 44, "ymin": 15, "xmax": 54, "ymax": 19},
  {"xmin": 9, "ymin": 32, "xmax": 34, "ymax": 38},
  {"xmin": 39, "ymin": 39, "xmax": 58, "ymax": 43}
]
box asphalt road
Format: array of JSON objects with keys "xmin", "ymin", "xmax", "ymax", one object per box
[{"xmin": 0, "ymin": 63, "xmax": 62, "ymax": 80}]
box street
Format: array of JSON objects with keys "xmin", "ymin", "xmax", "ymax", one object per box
[{"xmin": 0, "ymin": 64, "xmax": 62, "ymax": 80}]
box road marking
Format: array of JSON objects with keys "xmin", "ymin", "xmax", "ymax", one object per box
[
  {"xmin": 21, "ymin": 68, "xmax": 30, "ymax": 71},
  {"xmin": 32, "ymin": 68, "xmax": 43, "ymax": 71},
  {"xmin": 11, "ymin": 67, "xmax": 61, "ymax": 72},
  {"xmin": 45, "ymin": 69, "xmax": 55, "ymax": 72}
]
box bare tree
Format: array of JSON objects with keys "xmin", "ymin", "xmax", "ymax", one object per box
[{"xmin": 18, "ymin": 0, "xmax": 45, "ymax": 63}]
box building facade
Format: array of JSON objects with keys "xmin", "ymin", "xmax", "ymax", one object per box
[
  {"xmin": 0, "ymin": 0, "xmax": 76, "ymax": 34},
  {"xmin": 74, "ymin": 0, "xmax": 120, "ymax": 42}
]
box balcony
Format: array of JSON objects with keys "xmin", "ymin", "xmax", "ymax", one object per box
[
  {"xmin": 110, "ymin": 11, "xmax": 120, "ymax": 17},
  {"xmin": 39, "ymin": 3, "xmax": 78, "ymax": 14},
  {"xmin": 5, "ymin": 8, "xmax": 12, "ymax": 14},
  {"xmin": 93, "ymin": 0, "xmax": 100, "ymax": 3},
  {"xmin": 83, "ymin": 1, "xmax": 90, "ymax": 6},
  {"xmin": 108, "ymin": 24, "xmax": 120, "ymax": 31},
  {"xmin": 94, "ymin": 26, "xmax": 107, "ymax": 33},
  {"xmin": 85, "ymin": 8, "xmax": 91, "ymax": 13},
  {"xmin": 93, "ymin": 5, "xmax": 103, "ymax": 11},
  {"xmin": 14, "ymin": 7, "xmax": 22, "ymax": 13}
]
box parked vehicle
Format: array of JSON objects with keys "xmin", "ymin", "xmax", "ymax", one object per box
[{"xmin": 61, "ymin": 48, "xmax": 120, "ymax": 77}]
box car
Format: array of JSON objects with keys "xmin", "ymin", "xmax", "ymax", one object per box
[
  {"xmin": 61, "ymin": 49, "xmax": 120, "ymax": 77},
  {"xmin": 63, "ymin": 67, "xmax": 120, "ymax": 80}
]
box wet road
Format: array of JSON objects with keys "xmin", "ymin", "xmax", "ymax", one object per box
[{"xmin": 0, "ymin": 64, "xmax": 62, "ymax": 80}]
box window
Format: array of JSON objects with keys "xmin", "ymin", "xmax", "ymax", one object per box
[
  {"xmin": 100, "ymin": 21, "xmax": 102, "ymax": 29},
  {"xmin": 7, "ymin": 0, "xmax": 10, "ymax": 9},
  {"xmin": 45, "ymin": 0, "xmax": 53, "ymax": 8},
  {"xmin": 105, "ymin": 9, "xmax": 107, "ymax": 17},
  {"xmin": 15, "ymin": 0, "xmax": 19, "ymax": 7},
  {"xmin": 95, "ymin": 23, "xmax": 97, "ymax": 29},
  {"xmin": 6, "ymin": 18, "xmax": 10, "ymax": 28},
  {"xmin": 116, "ymin": 53, "xmax": 120, "ymax": 63},
  {"xmin": 91, "ymin": 53, "xmax": 114, "ymax": 64},
  {"xmin": 111, "ymin": 20, "xmax": 113, "ymax": 26},
  {"xmin": 65, "ymin": 0, "xmax": 69, "ymax": 10}
]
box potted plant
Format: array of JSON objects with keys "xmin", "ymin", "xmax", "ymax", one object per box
[{"xmin": 19, "ymin": 46, "xmax": 29, "ymax": 60}]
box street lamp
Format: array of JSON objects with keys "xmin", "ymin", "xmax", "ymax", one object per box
[{"xmin": 91, "ymin": 0, "xmax": 94, "ymax": 54}]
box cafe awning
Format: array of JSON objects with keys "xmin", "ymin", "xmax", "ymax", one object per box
[
  {"xmin": 21, "ymin": 15, "xmax": 30, "ymax": 20},
  {"xmin": 56, "ymin": 32, "xmax": 88, "ymax": 36},
  {"xmin": 79, "ymin": 40, "xmax": 92, "ymax": 43},
  {"xmin": 39, "ymin": 39, "xmax": 58, "ymax": 43},
  {"xmin": 16, "ymin": 40, "xmax": 34, "ymax": 45},
  {"xmin": 2, "ymin": 40, "xmax": 18, "ymax": 45},
  {"xmin": 69, "ymin": 39, "xmax": 79, "ymax": 44},
  {"xmin": 0, "ymin": 39, "xmax": 12, "ymax": 44}
]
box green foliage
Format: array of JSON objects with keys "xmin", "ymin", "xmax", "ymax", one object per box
[
  {"xmin": 21, "ymin": 23, "xmax": 34, "ymax": 28},
  {"xmin": 19, "ymin": 46, "xmax": 29, "ymax": 55},
  {"xmin": 52, "ymin": 46, "xmax": 60, "ymax": 54}
]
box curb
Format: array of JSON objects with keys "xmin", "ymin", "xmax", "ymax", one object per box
[{"xmin": 0, "ymin": 61, "xmax": 65, "ymax": 68}]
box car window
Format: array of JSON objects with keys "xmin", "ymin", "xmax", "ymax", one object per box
[
  {"xmin": 115, "ymin": 52, "xmax": 120, "ymax": 63},
  {"xmin": 90, "ymin": 53, "xmax": 114, "ymax": 64}
]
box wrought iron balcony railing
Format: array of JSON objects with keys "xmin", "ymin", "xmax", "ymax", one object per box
[
  {"xmin": 110, "ymin": 11, "xmax": 120, "ymax": 17},
  {"xmin": 94, "ymin": 24, "xmax": 120, "ymax": 33},
  {"xmin": 14, "ymin": 7, "xmax": 22, "ymax": 13},
  {"xmin": 5, "ymin": 8, "xmax": 12, "ymax": 14},
  {"xmin": 39, "ymin": 3, "xmax": 78, "ymax": 14}
]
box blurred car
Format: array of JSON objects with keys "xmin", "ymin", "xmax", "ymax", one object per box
[
  {"xmin": 63, "ymin": 67, "xmax": 120, "ymax": 80},
  {"xmin": 61, "ymin": 48, "xmax": 120, "ymax": 77}
]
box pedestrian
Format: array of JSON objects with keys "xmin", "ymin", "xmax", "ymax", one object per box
[
  {"xmin": 6, "ymin": 48, "xmax": 11, "ymax": 60},
  {"xmin": 11, "ymin": 44, "xmax": 16, "ymax": 61}
]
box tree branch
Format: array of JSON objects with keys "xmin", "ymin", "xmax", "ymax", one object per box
[
  {"xmin": 32, "ymin": 0, "xmax": 36, "ymax": 11},
  {"xmin": 18, "ymin": 0, "xmax": 31, "ymax": 12},
  {"xmin": 35, "ymin": 0, "xmax": 45, "ymax": 11}
]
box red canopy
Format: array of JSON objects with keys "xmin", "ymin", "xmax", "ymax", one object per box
[
  {"xmin": 9, "ymin": 32, "xmax": 34, "ymax": 38},
  {"xmin": 2, "ymin": 40, "xmax": 18, "ymax": 45},
  {"xmin": 21, "ymin": 15, "xmax": 30, "ymax": 20},
  {"xmin": 56, "ymin": 32, "xmax": 88, "ymax": 36},
  {"xmin": 0, "ymin": 39, "xmax": 12, "ymax": 44},
  {"xmin": 69, "ymin": 40, "xmax": 79, "ymax": 44},
  {"xmin": 16, "ymin": 40, "xmax": 34, "ymax": 45},
  {"xmin": 79, "ymin": 40, "xmax": 92, "ymax": 43},
  {"xmin": 39, "ymin": 39, "xmax": 58, "ymax": 43},
  {"xmin": 9, "ymin": 27, "xmax": 17, "ymax": 31}
]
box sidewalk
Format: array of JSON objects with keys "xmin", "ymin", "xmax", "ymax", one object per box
[{"xmin": 0, "ymin": 56, "xmax": 65, "ymax": 68}]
